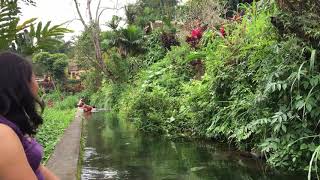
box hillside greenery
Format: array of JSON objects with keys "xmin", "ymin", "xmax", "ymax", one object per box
[{"xmin": 73, "ymin": 0, "xmax": 320, "ymax": 175}]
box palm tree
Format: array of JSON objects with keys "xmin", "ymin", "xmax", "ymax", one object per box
[
  {"xmin": 102, "ymin": 25, "xmax": 145, "ymax": 57},
  {"xmin": 117, "ymin": 25, "xmax": 145, "ymax": 56},
  {"xmin": 107, "ymin": 15, "xmax": 122, "ymax": 31},
  {"xmin": 15, "ymin": 21, "xmax": 73, "ymax": 55},
  {"xmin": 0, "ymin": 0, "xmax": 72, "ymax": 54}
]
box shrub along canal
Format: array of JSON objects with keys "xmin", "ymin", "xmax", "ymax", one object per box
[{"xmin": 80, "ymin": 112, "xmax": 303, "ymax": 180}]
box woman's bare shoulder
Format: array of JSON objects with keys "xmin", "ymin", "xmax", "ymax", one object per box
[
  {"xmin": 0, "ymin": 123, "xmax": 20, "ymax": 141},
  {"xmin": 0, "ymin": 124, "xmax": 23, "ymax": 157},
  {"xmin": 0, "ymin": 124, "xmax": 37, "ymax": 179}
]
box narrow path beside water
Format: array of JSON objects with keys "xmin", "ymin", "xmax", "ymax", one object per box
[{"xmin": 46, "ymin": 110, "xmax": 83, "ymax": 180}]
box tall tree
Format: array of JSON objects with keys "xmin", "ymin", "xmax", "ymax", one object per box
[
  {"xmin": 124, "ymin": 0, "xmax": 178, "ymax": 27},
  {"xmin": 72, "ymin": 0, "xmax": 122, "ymax": 82}
]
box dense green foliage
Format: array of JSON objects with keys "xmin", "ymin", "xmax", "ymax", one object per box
[
  {"xmin": 86, "ymin": 0, "xmax": 320, "ymax": 174},
  {"xmin": 272, "ymin": 0, "xmax": 320, "ymax": 50},
  {"xmin": 125, "ymin": 0, "xmax": 178, "ymax": 27},
  {"xmin": 0, "ymin": 0, "xmax": 21, "ymax": 50},
  {"xmin": 54, "ymin": 0, "xmax": 320, "ymax": 177},
  {"xmin": 33, "ymin": 52, "xmax": 68, "ymax": 84}
]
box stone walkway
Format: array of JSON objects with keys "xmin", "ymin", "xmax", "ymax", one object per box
[{"xmin": 46, "ymin": 110, "xmax": 83, "ymax": 180}]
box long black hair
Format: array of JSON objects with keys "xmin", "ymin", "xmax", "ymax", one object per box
[{"xmin": 0, "ymin": 52, "xmax": 43, "ymax": 135}]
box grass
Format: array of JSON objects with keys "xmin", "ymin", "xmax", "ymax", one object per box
[{"xmin": 36, "ymin": 93, "xmax": 78, "ymax": 164}]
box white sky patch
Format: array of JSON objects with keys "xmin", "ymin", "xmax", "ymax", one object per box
[{"xmin": 20, "ymin": 0, "xmax": 137, "ymax": 41}]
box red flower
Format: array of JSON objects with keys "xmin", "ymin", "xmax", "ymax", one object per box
[
  {"xmin": 220, "ymin": 26, "xmax": 226, "ymax": 37},
  {"xmin": 191, "ymin": 27, "xmax": 203, "ymax": 39}
]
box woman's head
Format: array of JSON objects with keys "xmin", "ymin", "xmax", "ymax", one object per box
[{"xmin": 0, "ymin": 52, "xmax": 43, "ymax": 135}]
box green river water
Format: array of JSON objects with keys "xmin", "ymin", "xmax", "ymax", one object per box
[{"xmin": 81, "ymin": 112, "xmax": 304, "ymax": 180}]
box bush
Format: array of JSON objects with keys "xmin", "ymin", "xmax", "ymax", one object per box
[
  {"xmin": 90, "ymin": 83, "xmax": 127, "ymax": 110},
  {"xmin": 44, "ymin": 91, "xmax": 79, "ymax": 109},
  {"xmin": 127, "ymin": 86, "xmax": 174, "ymax": 133},
  {"xmin": 144, "ymin": 30, "xmax": 167, "ymax": 66},
  {"xmin": 33, "ymin": 52, "xmax": 68, "ymax": 84},
  {"xmin": 54, "ymin": 95, "xmax": 78, "ymax": 110}
]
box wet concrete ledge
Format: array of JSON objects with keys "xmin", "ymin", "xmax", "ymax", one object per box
[{"xmin": 46, "ymin": 109, "xmax": 83, "ymax": 180}]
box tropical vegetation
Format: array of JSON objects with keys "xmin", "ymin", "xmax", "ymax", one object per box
[
  {"xmin": 72, "ymin": 0, "xmax": 320, "ymax": 176},
  {"xmin": 2, "ymin": 0, "xmax": 320, "ymax": 177}
]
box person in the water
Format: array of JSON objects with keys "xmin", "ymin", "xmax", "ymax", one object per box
[
  {"xmin": 0, "ymin": 52, "xmax": 59, "ymax": 180},
  {"xmin": 77, "ymin": 98, "xmax": 85, "ymax": 108},
  {"xmin": 83, "ymin": 104, "xmax": 93, "ymax": 112},
  {"xmin": 77, "ymin": 98, "xmax": 95, "ymax": 112}
]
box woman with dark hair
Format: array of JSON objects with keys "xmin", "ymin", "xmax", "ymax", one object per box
[{"xmin": 0, "ymin": 52, "xmax": 58, "ymax": 179}]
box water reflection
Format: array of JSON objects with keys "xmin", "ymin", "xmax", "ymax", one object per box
[{"xmin": 81, "ymin": 113, "xmax": 303, "ymax": 180}]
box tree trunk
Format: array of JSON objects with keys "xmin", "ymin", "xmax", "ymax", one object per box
[{"xmin": 73, "ymin": 0, "xmax": 115, "ymax": 82}]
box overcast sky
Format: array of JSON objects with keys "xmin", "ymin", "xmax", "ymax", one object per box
[{"xmin": 20, "ymin": 0, "xmax": 137, "ymax": 40}]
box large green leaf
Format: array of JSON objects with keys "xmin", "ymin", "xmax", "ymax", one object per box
[
  {"xmin": 42, "ymin": 21, "xmax": 51, "ymax": 35},
  {"xmin": 14, "ymin": 21, "xmax": 73, "ymax": 54},
  {"xmin": 0, "ymin": 0, "xmax": 19, "ymax": 50},
  {"xmin": 30, "ymin": 24, "xmax": 35, "ymax": 36},
  {"xmin": 36, "ymin": 21, "xmax": 42, "ymax": 39},
  {"xmin": 16, "ymin": 17, "xmax": 37, "ymax": 31}
]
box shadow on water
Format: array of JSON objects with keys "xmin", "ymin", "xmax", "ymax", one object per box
[{"xmin": 81, "ymin": 112, "xmax": 304, "ymax": 180}]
